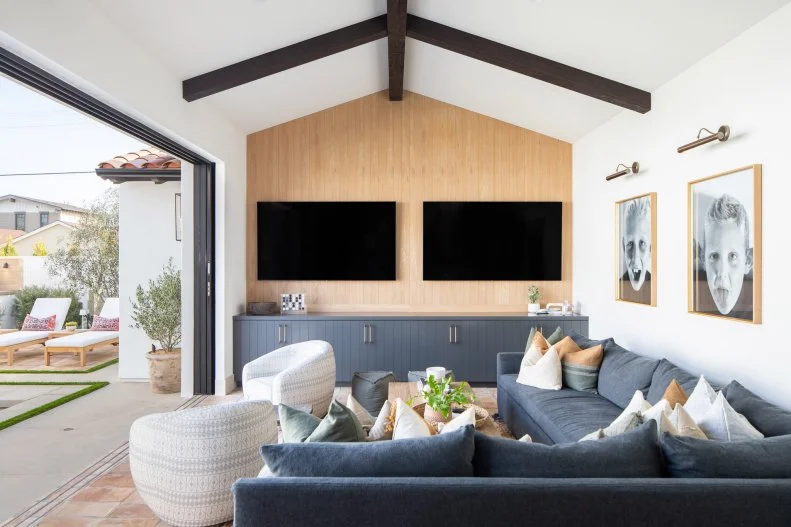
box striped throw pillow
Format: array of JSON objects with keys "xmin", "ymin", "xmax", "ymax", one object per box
[{"xmin": 561, "ymin": 344, "xmax": 604, "ymax": 393}]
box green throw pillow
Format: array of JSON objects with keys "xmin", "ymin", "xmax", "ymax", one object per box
[
  {"xmin": 279, "ymin": 404, "xmax": 321, "ymax": 443},
  {"xmin": 307, "ymin": 400, "xmax": 367, "ymax": 443}
]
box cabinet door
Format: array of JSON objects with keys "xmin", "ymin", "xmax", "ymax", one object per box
[
  {"xmin": 234, "ymin": 320, "xmax": 280, "ymax": 384},
  {"xmin": 442, "ymin": 321, "xmax": 484, "ymax": 383},
  {"xmin": 357, "ymin": 321, "xmax": 399, "ymax": 375}
]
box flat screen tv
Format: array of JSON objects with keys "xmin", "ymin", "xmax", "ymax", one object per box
[
  {"xmin": 423, "ymin": 202, "xmax": 562, "ymax": 280},
  {"xmin": 257, "ymin": 202, "xmax": 396, "ymax": 280}
]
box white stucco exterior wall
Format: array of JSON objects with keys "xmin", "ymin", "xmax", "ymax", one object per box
[{"xmin": 0, "ymin": 1, "xmax": 247, "ymax": 394}]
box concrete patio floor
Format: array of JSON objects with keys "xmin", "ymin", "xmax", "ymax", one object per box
[{"xmin": 0, "ymin": 363, "xmax": 184, "ymax": 523}]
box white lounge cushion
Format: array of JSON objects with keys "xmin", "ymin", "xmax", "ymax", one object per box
[
  {"xmin": 244, "ymin": 376, "xmax": 275, "ymax": 401},
  {"xmin": 0, "ymin": 331, "xmax": 49, "ymax": 346},
  {"xmin": 99, "ymin": 298, "xmax": 120, "ymax": 318},
  {"xmin": 45, "ymin": 331, "xmax": 119, "ymax": 348},
  {"xmin": 30, "ymin": 298, "xmax": 72, "ymax": 330}
]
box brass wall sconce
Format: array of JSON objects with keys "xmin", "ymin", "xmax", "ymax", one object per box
[
  {"xmin": 677, "ymin": 125, "xmax": 730, "ymax": 153},
  {"xmin": 606, "ymin": 162, "xmax": 640, "ymax": 181}
]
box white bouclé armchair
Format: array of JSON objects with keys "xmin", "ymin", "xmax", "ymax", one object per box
[{"xmin": 242, "ymin": 340, "xmax": 336, "ymax": 417}]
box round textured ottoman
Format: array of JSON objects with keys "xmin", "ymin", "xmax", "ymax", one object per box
[{"xmin": 352, "ymin": 371, "xmax": 395, "ymax": 415}]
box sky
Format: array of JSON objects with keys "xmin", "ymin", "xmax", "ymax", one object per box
[{"xmin": 0, "ymin": 74, "xmax": 146, "ymax": 207}]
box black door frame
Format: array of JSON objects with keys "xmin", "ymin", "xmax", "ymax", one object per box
[{"xmin": 0, "ymin": 46, "xmax": 216, "ymax": 394}]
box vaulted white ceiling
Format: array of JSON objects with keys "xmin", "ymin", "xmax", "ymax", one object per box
[{"xmin": 93, "ymin": 0, "xmax": 789, "ymax": 142}]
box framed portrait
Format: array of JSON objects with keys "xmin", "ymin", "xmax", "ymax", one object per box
[
  {"xmin": 615, "ymin": 192, "xmax": 657, "ymax": 306},
  {"xmin": 688, "ymin": 164, "xmax": 762, "ymax": 323}
]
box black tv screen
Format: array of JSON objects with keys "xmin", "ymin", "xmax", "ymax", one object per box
[
  {"xmin": 423, "ymin": 202, "xmax": 562, "ymax": 280},
  {"xmin": 257, "ymin": 202, "xmax": 396, "ymax": 280}
]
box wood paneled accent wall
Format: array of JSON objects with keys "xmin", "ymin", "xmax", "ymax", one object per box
[{"xmin": 247, "ymin": 91, "xmax": 572, "ymax": 312}]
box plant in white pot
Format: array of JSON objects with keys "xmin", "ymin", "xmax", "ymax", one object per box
[
  {"xmin": 131, "ymin": 259, "xmax": 181, "ymax": 394},
  {"xmin": 527, "ymin": 285, "xmax": 541, "ymax": 313}
]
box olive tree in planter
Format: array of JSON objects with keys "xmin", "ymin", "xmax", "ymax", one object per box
[{"xmin": 131, "ymin": 259, "xmax": 181, "ymax": 394}]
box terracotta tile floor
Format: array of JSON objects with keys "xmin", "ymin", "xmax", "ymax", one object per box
[
  {"xmin": 0, "ymin": 345, "xmax": 117, "ymax": 372},
  {"xmin": 16, "ymin": 386, "xmax": 499, "ymax": 526}
]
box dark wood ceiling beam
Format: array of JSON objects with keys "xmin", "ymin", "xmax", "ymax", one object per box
[
  {"xmin": 387, "ymin": 0, "xmax": 408, "ymax": 101},
  {"xmin": 183, "ymin": 15, "xmax": 388, "ymax": 102},
  {"xmin": 406, "ymin": 15, "xmax": 651, "ymax": 113}
]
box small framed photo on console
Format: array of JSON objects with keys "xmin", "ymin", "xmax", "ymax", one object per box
[
  {"xmin": 688, "ymin": 164, "xmax": 761, "ymax": 323},
  {"xmin": 615, "ymin": 192, "xmax": 657, "ymax": 306}
]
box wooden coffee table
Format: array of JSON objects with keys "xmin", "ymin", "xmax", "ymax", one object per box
[{"xmin": 387, "ymin": 381, "xmax": 509, "ymax": 438}]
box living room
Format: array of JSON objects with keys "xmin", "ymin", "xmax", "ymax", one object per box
[{"xmin": 2, "ymin": 1, "xmax": 791, "ymax": 526}]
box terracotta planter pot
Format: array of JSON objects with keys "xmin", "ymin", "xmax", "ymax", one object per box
[
  {"xmin": 422, "ymin": 405, "xmax": 452, "ymax": 427},
  {"xmin": 146, "ymin": 348, "xmax": 181, "ymax": 394}
]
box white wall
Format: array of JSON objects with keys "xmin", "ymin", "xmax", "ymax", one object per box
[
  {"xmin": 0, "ymin": 1, "xmax": 247, "ymax": 394},
  {"xmin": 13, "ymin": 224, "xmax": 73, "ymax": 256},
  {"xmin": 119, "ymin": 181, "xmax": 182, "ymax": 380},
  {"xmin": 573, "ymin": 4, "xmax": 791, "ymax": 408}
]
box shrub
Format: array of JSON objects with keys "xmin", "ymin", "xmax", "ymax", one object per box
[
  {"xmin": 130, "ymin": 259, "xmax": 181, "ymax": 353},
  {"xmin": 12, "ymin": 286, "xmax": 81, "ymax": 328},
  {"xmin": 0, "ymin": 236, "xmax": 17, "ymax": 256},
  {"xmin": 32, "ymin": 241, "xmax": 48, "ymax": 256}
]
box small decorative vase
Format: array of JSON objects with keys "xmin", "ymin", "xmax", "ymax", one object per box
[
  {"xmin": 527, "ymin": 303, "xmax": 540, "ymax": 313},
  {"xmin": 423, "ymin": 405, "xmax": 452, "ymax": 427}
]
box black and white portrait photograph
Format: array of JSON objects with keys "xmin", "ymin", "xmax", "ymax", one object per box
[
  {"xmin": 689, "ymin": 165, "xmax": 762, "ymax": 323},
  {"xmin": 615, "ymin": 193, "xmax": 656, "ymax": 306}
]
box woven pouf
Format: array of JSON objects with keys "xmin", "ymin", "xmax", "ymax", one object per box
[{"xmin": 351, "ymin": 371, "xmax": 395, "ymax": 414}]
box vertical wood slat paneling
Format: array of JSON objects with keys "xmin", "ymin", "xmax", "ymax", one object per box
[{"xmin": 247, "ymin": 90, "xmax": 572, "ymax": 312}]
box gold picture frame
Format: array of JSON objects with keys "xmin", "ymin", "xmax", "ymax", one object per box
[
  {"xmin": 688, "ymin": 164, "xmax": 761, "ymax": 324},
  {"xmin": 614, "ymin": 192, "xmax": 657, "ymax": 306}
]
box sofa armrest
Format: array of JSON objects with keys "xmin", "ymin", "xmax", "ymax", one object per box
[{"xmin": 497, "ymin": 352, "xmax": 524, "ymax": 377}]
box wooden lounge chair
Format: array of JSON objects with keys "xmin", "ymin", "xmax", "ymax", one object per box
[
  {"xmin": 0, "ymin": 298, "xmax": 72, "ymax": 366},
  {"xmin": 44, "ymin": 298, "xmax": 119, "ymax": 367}
]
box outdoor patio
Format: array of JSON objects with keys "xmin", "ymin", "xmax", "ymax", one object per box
[{"xmin": 0, "ymin": 342, "xmax": 118, "ymax": 373}]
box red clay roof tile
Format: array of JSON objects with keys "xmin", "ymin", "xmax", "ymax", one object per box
[{"xmin": 97, "ymin": 147, "xmax": 181, "ymax": 170}]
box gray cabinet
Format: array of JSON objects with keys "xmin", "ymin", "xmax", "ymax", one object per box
[{"xmin": 233, "ymin": 314, "xmax": 589, "ymax": 385}]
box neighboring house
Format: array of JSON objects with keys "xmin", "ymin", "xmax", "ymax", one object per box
[
  {"xmin": 0, "ymin": 194, "xmax": 87, "ymax": 233},
  {"xmin": 12, "ymin": 221, "xmax": 75, "ymax": 256},
  {"xmin": 0, "ymin": 228, "xmax": 24, "ymax": 242},
  {"xmin": 96, "ymin": 147, "xmax": 183, "ymax": 381}
]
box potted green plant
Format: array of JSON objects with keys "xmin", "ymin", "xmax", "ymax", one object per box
[
  {"xmin": 527, "ymin": 285, "xmax": 541, "ymax": 313},
  {"xmin": 65, "ymin": 321, "xmax": 78, "ymax": 331},
  {"xmin": 131, "ymin": 259, "xmax": 181, "ymax": 394},
  {"xmin": 410, "ymin": 375, "xmax": 475, "ymax": 426}
]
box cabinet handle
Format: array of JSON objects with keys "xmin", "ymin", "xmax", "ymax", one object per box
[
  {"xmin": 449, "ymin": 325, "xmax": 453, "ymax": 344},
  {"xmin": 277, "ymin": 324, "xmax": 282, "ymax": 344},
  {"xmin": 368, "ymin": 324, "xmax": 374, "ymax": 344},
  {"xmin": 283, "ymin": 324, "xmax": 288, "ymax": 343},
  {"xmin": 454, "ymin": 325, "xmax": 458, "ymax": 343},
  {"xmin": 363, "ymin": 324, "xmax": 368, "ymax": 344}
]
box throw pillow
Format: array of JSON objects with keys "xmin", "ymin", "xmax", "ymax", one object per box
[
  {"xmin": 552, "ymin": 336, "xmax": 581, "ymax": 359},
  {"xmin": 346, "ymin": 394, "xmax": 375, "ymax": 429},
  {"xmin": 392, "ymin": 398, "xmax": 435, "ymax": 440},
  {"xmin": 561, "ymin": 344, "xmax": 604, "ymax": 392},
  {"xmin": 697, "ymin": 392, "xmax": 764, "ymax": 442},
  {"xmin": 21, "ymin": 314, "xmax": 56, "ymax": 331},
  {"xmin": 669, "ymin": 403, "xmax": 707, "ymax": 439},
  {"xmin": 261, "ymin": 425, "xmax": 476, "ymax": 478},
  {"xmin": 306, "ymin": 399, "xmax": 367, "ymax": 443},
  {"xmin": 579, "ymin": 411, "xmax": 643, "ymax": 441},
  {"xmin": 546, "ymin": 326, "xmax": 565, "ymax": 346},
  {"xmin": 90, "ymin": 316, "xmax": 119, "ymax": 331},
  {"xmin": 722, "ymin": 380, "xmax": 791, "ymax": 437},
  {"xmin": 475, "ymin": 422, "xmax": 663, "ymax": 478},
  {"xmin": 641, "ymin": 399, "xmax": 678, "ymax": 436},
  {"xmin": 684, "ymin": 375, "xmax": 718, "ymax": 422},
  {"xmin": 279, "ymin": 404, "xmax": 322, "ymax": 443},
  {"xmin": 661, "ymin": 379, "xmax": 689, "ymax": 407},
  {"xmin": 516, "ymin": 347, "xmax": 562, "ymax": 390},
  {"xmin": 439, "ymin": 407, "xmax": 476, "ymax": 435},
  {"xmin": 610, "ymin": 390, "xmax": 652, "ymax": 430},
  {"xmin": 367, "ymin": 400, "xmax": 393, "ymax": 441},
  {"xmin": 522, "ymin": 330, "xmax": 550, "ymax": 359},
  {"xmin": 518, "ymin": 433, "xmax": 533, "ymax": 443},
  {"xmin": 661, "ymin": 433, "xmax": 791, "ymax": 479}
]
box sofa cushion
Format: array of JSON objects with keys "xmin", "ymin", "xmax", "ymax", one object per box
[
  {"xmin": 565, "ymin": 329, "xmax": 613, "ymax": 351},
  {"xmin": 722, "ymin": 381, "xmax": 791, "ymax": 437},
  {"xmin": 261, "ymin": 426, "xmax": 475, "ymax": 478},
  {"xmin": 473, "ymin": 422, "xmax": 663, "ymax": 478},
  {"xmin": 598, "ymin": 341, "xmax": 660, "ymax": 408},
  {"xmin": 661, "ymin": 433, "xmax": 791, "ymax": 478},
  {"xmin": 646, "ymin": 359, "xmax": 698, "ymax": 404},
  {"xmin": 498, "ymin": 374, "xmax": 623, "ymax": 443}
]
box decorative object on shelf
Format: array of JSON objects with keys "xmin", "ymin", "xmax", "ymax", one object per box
[
  {"xmin": 247, "ymin": 302, "xmax": 277, "ymax": 315},
  {"xmin": 409, "ymin": 375, "xmax": 475, "ymax": 426},
  {"xmin": 527, "ymin": 285, "xmax": 541, "ymax": 313},
  {"xmin": 174, "ymin": 193, "xmax": 182, "ymax": 242},
  {"xmin": 688, "ymin": 165, "xmax": 761, "ymax": 323},
  {"xmin": 606, "ymin": 162, "xmax": 640, "ymax": 181},
  {"xmin": 678, "ymin": 125, "xmax": 730, "ymax": 153},
  {"xmin": 280, "ymin": 293, "xmax": 306, "ymax": 314},
  {"xmin": 615, "ymin": 193, "xmax": 657, "ymax": 306}
]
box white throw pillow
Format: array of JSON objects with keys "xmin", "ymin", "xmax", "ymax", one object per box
[
  {"xmin": 579, "ymin": 412, "xmax": 643, "ymax": 442},
  {"xmin": 518, "ymin": 433, "xmax": 533, "ymax": 443},
  {"xmin": 641, "ymin": 399, "xmax": 678, "ymax": 436},
  {"xmin": 669, "ymin": 403, "xmax": 707, "ymax": 439},
  {"xmin": 367, "ymin": 400, "xmax": 393, "ymax": 441},
  {"xmin": 392, "ymin": 399, "xmax": 435, "ymax": 440},
  {"xmin": 346, "ymin": 394, "xmax": 375, "ymax": 429},
  {"xmin": 517, "ymin": 332, "xmax": 549, "ymax": 373},
  {"xmin": 516, "ymin": 348, "xmax": 562, "ymax": 390},
  {"xmin": 697, "ymin": 392, "xmax": 764, "ymax": 442},
  {"xmin": 684, "ymin": 376, "xmax": 718, "ymax": 423},
  {"xmin": 609, "ymin": 390, "xmax": 652, "ymax": 431},
  {"xmin": 439, "ymin": 407, "xmax": 476, "ymax": 435}
]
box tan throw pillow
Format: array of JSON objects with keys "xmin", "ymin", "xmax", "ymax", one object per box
[
  {"xmin": 662, "ymin": 379, "xmax": 689, "ymax": 408},
  {"xmin": 561, "ymin": 344, "xmax": 603, "ymax": 392},
  {"xmin": 346, "ymin": 394, "xmax": 375, "ymax": 429},
  {"xmin": 367, "ymin": 400, "xmax": 393, "ymax": 441},
  {"xmin": 552, "ymin": 336, "xmax": 582, "ymax": 360}
]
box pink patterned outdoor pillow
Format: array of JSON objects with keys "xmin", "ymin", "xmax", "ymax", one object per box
[
  {"xmin": 91, "ymin": 316, "xmax": 119, "ymax": 331},
  {"xmin": 21, "ymin": 314, "xmax": 56, "ymax": 331}
]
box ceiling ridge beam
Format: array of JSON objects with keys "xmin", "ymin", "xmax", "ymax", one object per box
[
  {"xmin": 183, "ymin": 15, "xmax": 388, "ymax": 102},
  {"xmin": 406, "ymin": 15, "xmax": 651, "ymax": 113},
  {"xmin": 387, "ymin": 0, "xmax": 408, "ymax": 101}
]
